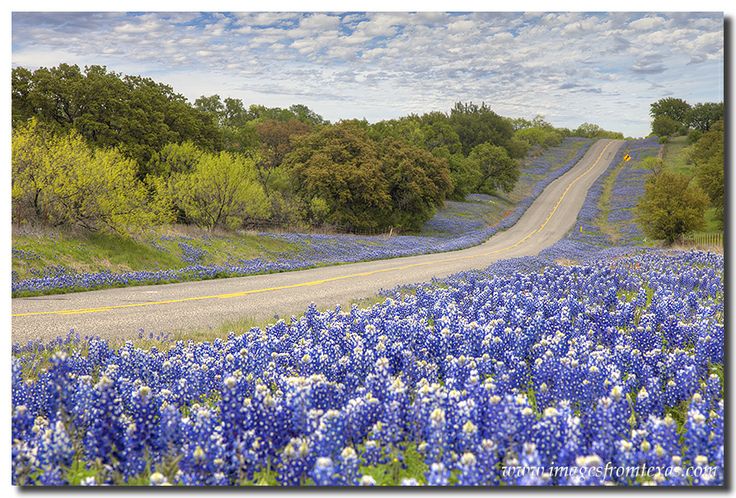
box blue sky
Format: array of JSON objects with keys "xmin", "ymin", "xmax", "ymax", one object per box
[{"xmin": 11, "ymin": 12, "xmax": 724, "ymax": 137}]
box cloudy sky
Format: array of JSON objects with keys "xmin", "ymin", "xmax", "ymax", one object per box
[{"xmin": 12, "ymin": 11, "xmax": 723, "ymax": 137}]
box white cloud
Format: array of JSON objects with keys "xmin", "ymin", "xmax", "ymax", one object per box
[
  {"xmin": 629, "ymin": 15, "xmax": 666, "ymax": 31},
  {"xmin": 11, "ymin": 11, "xmax": 724, "ymax": 137},
  {"xmin": 294, "ymin": 13, "xmax": 341, "ymax": 32}
]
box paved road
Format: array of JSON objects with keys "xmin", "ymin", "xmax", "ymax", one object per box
[{"xmin": 12, "ymin": 139, "xmax": 623, "ymax": 343}]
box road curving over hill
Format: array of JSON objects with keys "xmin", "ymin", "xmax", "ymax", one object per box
[{"xmin": 12, "ymin": 139, "xmax": 624, "ymax": 343}]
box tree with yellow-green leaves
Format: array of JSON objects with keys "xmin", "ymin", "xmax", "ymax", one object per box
[
  {"xmin": 12, "ymin": 118, "xmax": 169, "ymax": 234},
  {"xmin": 170, "ymin": 151, "xmax": 270, "ymax": 230}
]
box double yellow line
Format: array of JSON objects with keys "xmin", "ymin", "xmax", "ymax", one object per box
[{"xmin": 13, "ymin": 141, "xmax": 617, "ymax": 318}]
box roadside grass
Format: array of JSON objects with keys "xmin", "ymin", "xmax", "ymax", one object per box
[
  {"xmin": 595, "ymin": 159, "xmax": 626, "ymax": 244},
  {"xmin": 661, "ymin": 136, "xmax": 693, "ymax": 175},
  {"xmin": 12, "ymin": 225, "xmax": 299, "ymax": 283},
  {"xmin": 12, "ymin": 229, "xmax": 182, "ymax": 280}
]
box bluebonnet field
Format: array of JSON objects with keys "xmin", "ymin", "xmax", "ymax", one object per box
[
  {"xmin": 12, "ymin": 139, "xmax": 591, "ymax": 295},
  {"xmin": 11, "ymin": 139, "xmax": 724, "ymax": 486},
  {"xmin": 11, "ymin": 250, "xmax": 724, "ymax": 486}
]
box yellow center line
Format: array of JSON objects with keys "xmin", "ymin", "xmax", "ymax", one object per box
[{"xmin": 13, "ymin": 141, "xmax": 617, "ymax": 318}]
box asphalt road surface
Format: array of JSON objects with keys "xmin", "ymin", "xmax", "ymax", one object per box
[{"xmin": 12, "ymin": 139, "xmax": 624, "ymax": 343}]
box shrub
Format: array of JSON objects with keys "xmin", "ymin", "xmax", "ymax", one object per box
[
  {"xmin": 309, "ymin": 197, "xmax": 330, "ymax": 225},
  {"xmin": 515, "ymin": 127, "xmax": 563, "ymax": 149},
  {"xmin": 505, "ymin": 135, "xmax": 532, "ymax": 158},
  {"xmin": 691, "ymin": 121, "xmax": 724, "ymax": 225},
  {"xmin": 636, "ymin": 171, "xmax": 708, "ymax": 244},
  {"xmin": 147, "ymin": 141, "xmax": 203, "ymax": 177},
  {"xmin": 687, "ymin": 129, "xmax": 703, "ymax": 145},
  {"xmin": 436, "ymin": 149, "xmax": 482, "ymax": 200},
  {"xmin": 378, "ymin": 139, "xmax": 452, "ymax": 231}
]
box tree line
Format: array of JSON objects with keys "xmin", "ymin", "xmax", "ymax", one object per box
[
  {"xmin": 12, "ymin": 63, "xmax": 623, "ymax": 235},
  {"xmin": 636, "ymin": 97, "xmax": 724, "ymax": 243},
  {"xmin": 649, "ymin": 96, "xmax": 723, "ymax": 142}
]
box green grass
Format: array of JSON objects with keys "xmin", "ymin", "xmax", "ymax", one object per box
[
  {"xmin": 13, "ymin": 230, "xmax": 181, "ymax": 280},
  {"xmin": 12, "ymin": 226, "xmax": 299, "ymax": 283},
  {"xmin": 359, "ymin": 443, "xmax": 428, "ymax": 485},
  {"xmin": 595, "ymin": 159, "xmax": 626, "ymax": 243},
  {"xmin": 661, "ymin": 136, "xmax": 693, "ymax": 175}
]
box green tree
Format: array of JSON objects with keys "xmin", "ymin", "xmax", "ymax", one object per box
[
  {"xmin": 468, "ymin": 143, "xmax": 519, "ymax": 194},
  {"xmin": 651, "ymin": 115, "xmax": 680, "ymax": 137},
  {"xmin": 691, "ymin": 120, "xmax": 724, "ymax": 224},
  {"xmin": 147, "ymin": 141, "xmax": 204, "ymax": 177},
  {"xmin": 515, "ymin": 126, "xmax": 563, "ymax": 148},
  {"xmin": 449, "ymin": 102, "xmax": 514, "ymax": 156},
  {"xmin": 11, "ymin": 118, "xmax": 57, "ymax": 220},
  {"xmin": 510, "ymin": 117, "xmax": 533, "ymax": 131},
  {"xmin": 309, "ymin": 197, "xmax": 330, "ymax": 225},
  {"xmin": 573, "ymin": 123, "xmax": 624, "ymax": 139},
  {"xmin": 378, "ymin": 139, "xmax": 452, "ymax": 231},
  {"xmin": 506, "ymin": 135, "xmax": 531, "ymax": 159},
  {"xmin": 254, "ymin": 119, "xmax": 313, "ymax": 194},
  {"xmin": 283, "ymin": 123, "xmax": 390, "ymax": 232},
  {"xmin": 11, "ymin": 66, "xmax": 35, "ymax": 126},
  {"xmin": 636, "ymin": 171, "xmax": 708, "ymax": 244},
  {"xmin": 511, "ymin": 115, "xmax": 553, "ymax": 131},
  {"xmin": 649, "ymin": 97, "xmax": 692, "ymax": 124},
  {"xmin": 433, "ymin": 148, "xmax": 481, "ymax": 200},
  {"xmin": 418, "ymin": 111, "xmax": 463, "ymax": 154},
  {"xmin": 172, "ymin": 151, "xmax": 270, "ymax": 230},
  {"xmin": 696, "ymin": 155, "xmax": 724, "ymax": 226},
  {"xmin": 223, "ymin": 98, "xmax": 250, "ymax": 127},
  {"xmin": 289, "ymin": 104, "xmax": 328, "ymax": 126},
  {"xmin": 687, "ymin": 102, "xmax": 723, "ymax": 133},
  {"xmin": 194, "ymin": 94, "xmax": 226, "ymax": 124},
  {"xmin": 689, "ymin": 120, "xmax": 724, "ymax": 165},
  {"xmin": 12, "ymin": 64, "xmax": 222, "ymax": 172},
  {"xmin": 368, "ymin": 117, "xmax": 425, "ymax": 147},
  {"xmin": 246, "ymin": 103, "xmax": 326, "ymax": 125},
  {"xmin": 284, "ymin": 122, "xmax": 451, "ymax": 232},
  {"xmin": 687, "ymin": 129, "xmax": 703, "ymax": 145}
]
